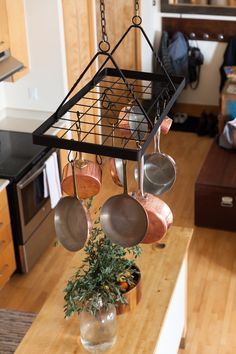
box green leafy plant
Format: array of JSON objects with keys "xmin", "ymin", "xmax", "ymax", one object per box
[{"xmin": 64, "ymin": 218, "xmax": 142, "ymax": 318}]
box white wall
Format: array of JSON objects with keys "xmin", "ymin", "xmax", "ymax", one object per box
[
  {"xmin": 1, "ymin": 0, "xmax": 68, "ymax": 114},
  {"xmin": 142, "ymin": 8, "xmax": 235, "ymax": 107},
  {"xmin": 0, "ymin": 87, "xmax": 6, "ymax": 113},
  {"xmin": 175, "ymin": 14, "xmax": 233, "ymax": 106},
  {"xmin": 141, "ymin": 0, "xmax": 162, "ymax": 73}
]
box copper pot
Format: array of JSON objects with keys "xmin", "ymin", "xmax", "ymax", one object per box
[
  {"xmin": 133, "ymin": 192, "xmax": 173, "ymax": 243},
  {"xmin": 133, "ymin": 154, "xmax": 173, "ymax": 244},
  {"xmin": 61, "ymin": 157, "xmax": 102, "ymax": 200}
]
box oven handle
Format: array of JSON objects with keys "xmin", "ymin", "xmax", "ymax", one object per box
[{"xmin": 17, "ymin": 164, "xmax": 45, "ymax": 189}]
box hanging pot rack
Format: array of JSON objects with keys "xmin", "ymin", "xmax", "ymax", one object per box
[{"xmin": 32, "ymin": 1, "xmax": 185, "ymax": 161}]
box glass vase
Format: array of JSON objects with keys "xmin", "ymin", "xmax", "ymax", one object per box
[{"xmin": 79, "ymin": 300, "xmax": 117, "ymax": 353}]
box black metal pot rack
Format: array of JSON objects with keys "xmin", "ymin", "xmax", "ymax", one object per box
[{"xmin": 32, "ymin": 11, "xmax": 185, "ymax": 161}]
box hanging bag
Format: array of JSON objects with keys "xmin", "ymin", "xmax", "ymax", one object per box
[
  {"xmin": 188, "ymin": 46, "xmax": 204, "ymax": 89},
  {"xmin": 158, "ymin": 31, "xmax": 204, "ymax": 90}
]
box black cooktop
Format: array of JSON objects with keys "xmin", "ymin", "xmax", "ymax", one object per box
[{"xmin": 0, "ymin": 130, "xmax": 48, "ymax": 181}]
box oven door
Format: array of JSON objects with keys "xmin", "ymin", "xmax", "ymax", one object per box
[{"xmin": 16, "ymin": 150, "xmax": 58, "ymax": 243}]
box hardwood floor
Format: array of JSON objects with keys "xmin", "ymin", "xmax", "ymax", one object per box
[{"xmin": 1, "ymin": 131, "xmax": 236, "ymax": 354}]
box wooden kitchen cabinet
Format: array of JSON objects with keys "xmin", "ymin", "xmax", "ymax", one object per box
[
  {"xmin": 0, "ymin": 0, "xmax": 29, "ymax": 81},
  {"xmin": 0, "ymin": 0, "xmax": 10, "ymax": 53},
  {"xmin": 0, "ymin": 188, "xmax": 16, "ymax": 289}
]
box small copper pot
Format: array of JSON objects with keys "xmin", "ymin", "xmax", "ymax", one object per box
[{"xmin": 61, "ymin": 158, "xmax": 102, "ymax": 200}]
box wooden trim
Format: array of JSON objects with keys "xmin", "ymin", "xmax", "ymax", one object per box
[
  {"xmin": 162, "ymin": 17, "xmax": 236, "ymax": 42},
  {"xmin": 161, "ymin": 0, "xmax": 236, "ymax": 16},
  {"xmin": 179, "ymin": 255, "xmax": 188, "ymax": 349}
]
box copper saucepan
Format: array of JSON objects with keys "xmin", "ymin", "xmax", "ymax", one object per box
[
  {"xmin": 133, "ymin": 153, "xmax": 173, "ymax": 244},
  {"xmin": 61, "ymin": 151, "xmax": 102, "ymax": 200}
]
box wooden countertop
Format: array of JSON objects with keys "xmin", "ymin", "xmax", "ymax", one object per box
[
  {"xmin": 15, "ymin": 226, "xmax": 193, "ymax": 354},
  {"xmin": 0, "ymin": 179, "xmax": 9, "ymax": 192}
]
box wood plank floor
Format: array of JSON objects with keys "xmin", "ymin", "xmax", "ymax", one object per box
[{"xmin": 1, "ymin": 131, "xmax": 236, "ymax": 354}]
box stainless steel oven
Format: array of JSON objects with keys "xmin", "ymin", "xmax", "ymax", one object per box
[
  {"xmin": 0, "ymin": 130, "xmax": 60, "ymax": 273},
  {"xmin": 16, "ymin": 155, "xmax": 52, "ymax": 244},
  {"xmin": 7, "ymin": 147, "xmax": 60, "ymax": 273}
]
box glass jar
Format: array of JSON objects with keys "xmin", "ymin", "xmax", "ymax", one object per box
[{"xmin": 79, "ymin": 300, "xmax": 117, "ymax": 353}]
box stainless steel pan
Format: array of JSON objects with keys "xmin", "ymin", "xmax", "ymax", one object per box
[
  {"xmin": 54, "ymin": 158, "xmax": 90, "ymax": 251},
  {"xmin": 100, "ymin": 160, "xmax": 148, "ymax": 247},
  {"xmin": 134, "ymin": 127, "xmax": 176, "ymax": 195}
]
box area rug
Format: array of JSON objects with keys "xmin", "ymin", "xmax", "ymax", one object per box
[{"xmin": 0, "ymin": 309, "xmax": 36, "ymax": 354}]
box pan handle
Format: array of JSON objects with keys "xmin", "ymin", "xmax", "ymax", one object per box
[
  {"xmin": 122, "ymin": 159, "xmax": 128, "ymax": 195},
  {"xmin": 154, "ymin": 127, "xmax": 161, "ymax": 154},
  {"xmin": 136, "ymin": 141, "xmax": 145, "ymax": 198},
  {"xmin": 71, "ymin": 160, "xmax": 78, "ymax": 199},
  {"xmin": 137, "ymin": 154, "xmax": 145, "ymax": 198}
]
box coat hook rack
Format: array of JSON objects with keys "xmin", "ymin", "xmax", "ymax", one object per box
[{"xmin": 162, "ymin": 17, "xmax": 235, "ymax": 43}]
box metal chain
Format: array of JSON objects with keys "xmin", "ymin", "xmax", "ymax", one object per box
[
  {"xmin": 100, "ymin": 0, "xmax": 108, "ymax": 44},
  {"xmin": 132, "ymin": 0, "xmax": 142, "ymax": 25},
  {"xmin": 134, "ymin": 0, "xmax": 139, "ymax": 17}
]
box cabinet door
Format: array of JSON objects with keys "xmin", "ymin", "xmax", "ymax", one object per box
[
  {"xmin": 6, "ymin": 0, "xmax": 29, "ymax": 81},
  {"xmin": 0, "ymin": 0, "xmax": 10, "ymax": 52},
  {"xmin": 62, "ymin": 0, "xmax": 98, "ymax": 158},
  {"xmin": 95, "ymin": 0, "xmax": 141, "ymax": 71}
]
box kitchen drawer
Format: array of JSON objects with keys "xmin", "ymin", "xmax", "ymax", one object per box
[
  {"xmin": 195, "ymin": 139, "xmax": 236, "ymax": 231},
  {"xmin": 195, "ymin": 184, "xmax": 236, "ymax": 231},
  {"xmin": 0, "ymin": 223, "xmax": 12, "ymax": 251},
  {"xmin": 0, "ymin": 241, "xmax": 16, "ymax": 289},
  {"xmin": 0, "ymin": 188, "xmax": 8, "ymax": 210}
]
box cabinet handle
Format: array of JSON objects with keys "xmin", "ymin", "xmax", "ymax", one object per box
[
  {"xmin": 221, "ymin": 196, "xmax": 233, "ymax": 208},
  {"xmin": 0, "ymin": 264, "xmax": 9, "ymax": 276}
]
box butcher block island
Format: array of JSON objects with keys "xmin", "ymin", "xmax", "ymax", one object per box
[{"xmin": 15, "ymin": 226, "xmax": 192, "ymax": 354}]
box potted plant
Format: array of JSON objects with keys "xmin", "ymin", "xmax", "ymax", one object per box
[{"xmin": 63, "ymin": 217, "xmax": 141, "ymax": 352}]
